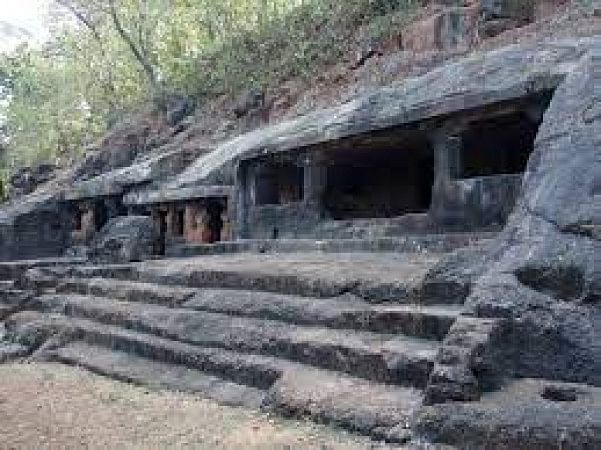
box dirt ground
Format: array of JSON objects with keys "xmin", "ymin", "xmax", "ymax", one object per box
[{"xmin": 0, "ymin": 362, "xmax": 404, "ymax": 450}]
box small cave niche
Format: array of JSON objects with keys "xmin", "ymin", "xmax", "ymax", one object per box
[
  {"xmin": 460, "ymin": 111, "xmax": 539, "ymax": 178},
  {"xmin": 94, "ymin": 201, "xmax": 109, "ymax": 231},
  {"xmin": 459, "ymin": 91, "xmax": 554, "ymax": 179},
  {"xmin": 255, "ymin": 162, "xmax": 304, "ymax": 206},
  {"xmin": 72, "ymin": 206, "xmax": 83, "ymax": 231},
  {"xmin": 206, "ymin": 200, "xmax": 225, "ymax": 243}
]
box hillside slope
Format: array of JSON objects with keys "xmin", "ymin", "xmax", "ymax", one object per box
[{"xmin": 5, "ymin": 0, "xmax": 601, "ymax": 201}]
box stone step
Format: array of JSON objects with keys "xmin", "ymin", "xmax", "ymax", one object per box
[
  {"xmin": 0, "ymin": 289, "xmax": 32, "ymax": 306},
  {"xmin": 0, "ymin": 305, "xmax": 14, "ymax": 320},
  {"xmin": 415, "ymin": 378, "xmax": 601, "ymax": 449},
  {"xmin": 33, "ymin": 294, "xmax": 438, "ymax": 387},
  {"xmin": 47, "ymin": 340, "xmax": 421, "ymax": 442},
  {"xmin": 0, "ymin": 280, "xmax": 16, "ymax": 289},
  {"xmin": 17, "ymin": 312, "xmax": 287, "ymax": 389},
  {"xmin": 267, "ymin": 366, "xmax": 420, "ymax": 443},
  {"xmin": 51, "ymin": 342, "xmax": 267, "ymax": 409},
  {"xmin": 49, "ymin": 277, "xmax": 461, "ymax": 340},
  {"xmin": 55, "ymin": 277, "xmax": 196, "ymax": 307},
  {"xmin": 26, "ymin": 251, "xmax": 470, "ymax": 305},
  {"xmin": 0, "ymin": 342, "xmax": 30, "ymax": 362},
  {"xmin": 184, "ymin": 291, "xmax": 460, "ymax": 341},
  {"xmin": 0, "ymin": 289, "xmax": 32, "ymax": 320},
  {"xmin": 0, "ymin": 257, "xmax": 85, "ymax": 281},
  {"xmin": 165, "ymin": 232, "xmax": 496, "ymax": 257}
]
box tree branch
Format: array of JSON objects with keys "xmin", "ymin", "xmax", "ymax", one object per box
[
  {"xmin": 107, "ymin": 0, "xmax": 157, "ymax": 87},
  {"xmin": 56, "ymin": 0, "xmax": 103, "ymax": 43},
  {"xmin": 56, "ymin": 0, "xmax": 118, "ymax": 115}
]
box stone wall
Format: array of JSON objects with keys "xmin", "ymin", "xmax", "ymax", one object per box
[
  {"xmin": 433, "ymin": 174, "xmax": 523, "ymax": 230},
  {"xmin": 244, "ymin": 202, "xmax": 322, "ymax": 239}
]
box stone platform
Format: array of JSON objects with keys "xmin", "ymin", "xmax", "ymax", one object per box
[
  {"xmin": 0, "ymin": 249, "xmax": 470, "ymax": 444},
  {"xmin": 0, "ymin": 243, "xmax": 599, "ymax": 448},
  {"xmin": 165, "ymin": 232, "xmax": 496, "ymax": 258}
]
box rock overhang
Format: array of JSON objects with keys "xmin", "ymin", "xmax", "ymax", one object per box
[
  {"xmin": 62, "ymin": 147, "xmax": 199, "ymax": 202},
  {"xmin": 58, "ymin": 38, "xmax": 598, "ymax": 206},
  {"xmin": 122, "ymin": 185, "xmax": 233, "ymax": 206},
  {"xmin": 167, "ymin": 38, "xmax": 597, "ymax": 189}
]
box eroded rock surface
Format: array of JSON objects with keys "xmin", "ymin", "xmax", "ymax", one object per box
[
  {"xmin": 89, "ymin": 216, "xmax": 157, "ymax": 264},
  {"xmin": 425, "ymin": 39, "xmax": 601, "ymax": 406}
]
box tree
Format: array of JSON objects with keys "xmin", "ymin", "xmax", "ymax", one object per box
[
  {"xmin": 1, "ymin": 0, "xmax": 418, "ymax": 175},
  {"xmin": 54, "ymin": 0, "xmax": 119, "ymax": 121},
  {"xmin": 55, "ymin": 0, "xmax": 163, "ymax": 89},
  {"xmin": 107, "ymin": 0, "xmax": 159, "ymax": 88}
]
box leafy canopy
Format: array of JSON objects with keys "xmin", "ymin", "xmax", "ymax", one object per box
[{"xmin": 0, "ymin": 0, "xmax": 419, "ymax": 179}]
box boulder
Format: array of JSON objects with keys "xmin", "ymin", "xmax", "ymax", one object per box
[
  {"xmin": 89, "ymin": 216, "xmax": 157, "ymax": 264},
  {"xmin": 402, "ymin": 5, "xmax": 480, "ymax": 53}
]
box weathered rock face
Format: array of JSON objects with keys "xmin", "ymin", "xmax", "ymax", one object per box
[
  {"xmin": 403, "ymin": 4, "xmax": 480, "ymax": 53},
  {"xmin": 89, "ymin": 216, "xmax": 157, "ymax": 264},
  {"xmin": 8, "ymin": 164, "xmax": 57, "ymax": 199},
  {"xmin": 0, "ymin": 192, "xmax": 71, "ymax": 261},
  {"xmin": 169, "ymin": 39, "xmax": 588, "ymax": 190},
  {"xmin": 425, "ymin": 42, "xmax": 601, "ymax": 403}
]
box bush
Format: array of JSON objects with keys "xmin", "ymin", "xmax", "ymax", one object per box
[{"xmin": 174, "ymin": 0, "xmax": 422, "ymax": 98}]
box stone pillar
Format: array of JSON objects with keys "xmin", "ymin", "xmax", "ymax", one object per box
[
  {"xmin": 184, "ymin": 204, "xmax": 195, "ymax": 242},
  {"xmin": 433, "ymin": 130, "xmax": 463, "ymax": 185},
  {"xmin": 247, "ymin": 162, "xmax": 259, "ymax": 207},
  {"xmin": 81, "ymin": 201, "xmax": 96, "ymax": 243},
  {"xmin": 302, "ymin": 153, "xmax": 327, "ymax": 221},
  {"xmin": 303, "ymin": 163, "xmax": 327, "ymax": 204},
  {"xmin": 430, "ymin": 128, "xmax": 467, "ymax": 228},
  {"xmin": 166, "ymin": 206, "xmax": 174, "ymax": 237},
  {"xmin": 221, "ymin": 205, "xmax": 232, "ymax": 241},
  {"xmin": 234, "ymin": 161, "xmax": 249, "ymax": 239}
]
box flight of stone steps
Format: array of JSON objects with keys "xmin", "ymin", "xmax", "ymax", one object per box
[
  {"xmin": 0, "ymin": 278, "xmax": 34, "ymax": 362},
  {"xmin": 1, "ymin": 253, "xmax": 473, "ymax": 443}
]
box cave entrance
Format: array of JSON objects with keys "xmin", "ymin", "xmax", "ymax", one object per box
[
  {"xmin": 255, "ymin": 162, "xmax": 304, "ymax": 206},
  {"xmin": 206, "ymin": 200, "xmax": 224, "ymax": 243},
  {"xmin": 459, "ymin": 109, "xmax": 543, "ymax": 179},
  {"xmin": 322, "ymin": 130, "xmax": 434, "ymax": 220}
]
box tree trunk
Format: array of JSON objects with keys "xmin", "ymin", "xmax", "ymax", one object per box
[{"xmin": 108, "ymin": 0, "xmax": 158, "ymax": 89}]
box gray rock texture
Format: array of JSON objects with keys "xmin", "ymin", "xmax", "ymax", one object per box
[
  {"xmin": 8, "ymin": 164, "xmax": 57, "ymax": 199},
  {"xmin": 417, "ymin": 378, "xmax": 601, "ymax": 449},
  {"xmin": 425, "ymin": 41, "xmax": 601, "ymax": 403},
  {"xmin": 89, "ymin": 216, "xmax": 157, "ymax": 263},
  {"xmin": 0, "ymin": 192, "xmax": 71, "ymax": 261}
]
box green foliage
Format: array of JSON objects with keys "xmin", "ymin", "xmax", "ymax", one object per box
[
  {"xmin": 168, "ymin": 0, "xmax": 420, "ymax": 96},
  {"xmin": 0, "ymin": 0, "xmax": 420, "ymax": 175}
]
